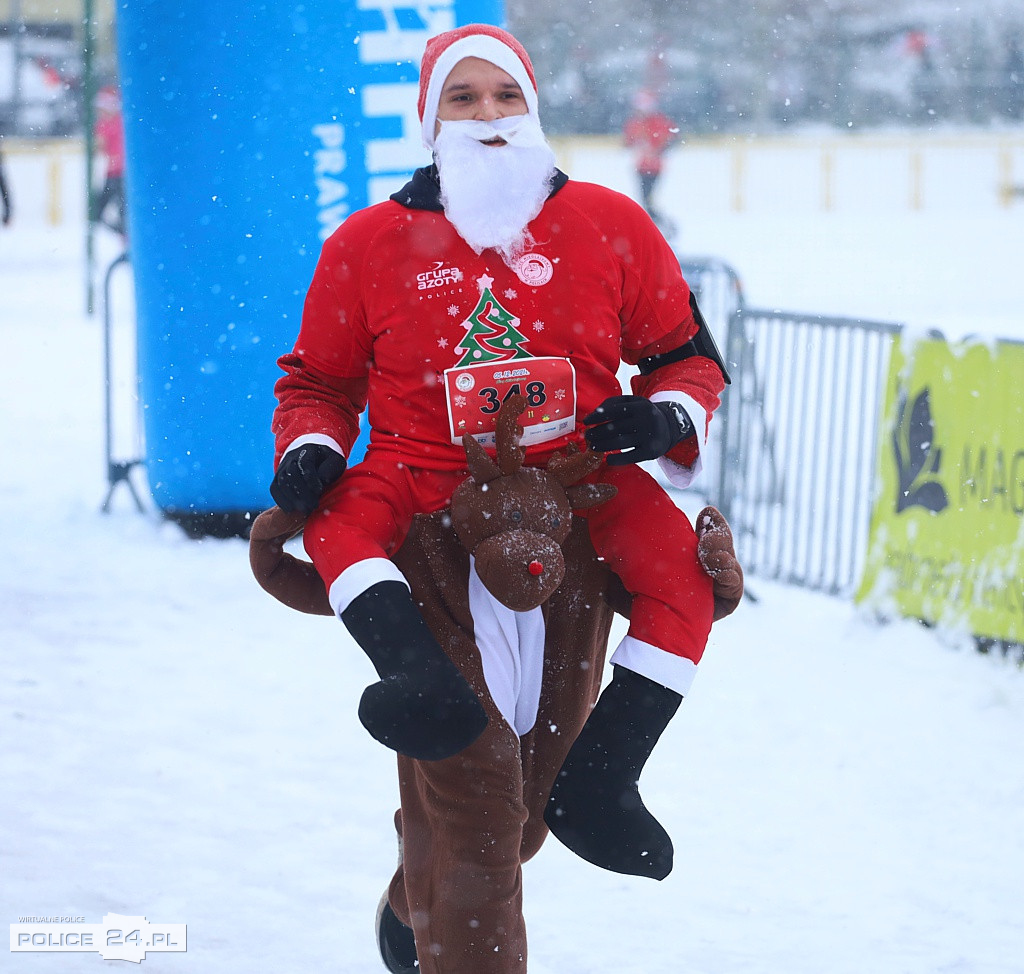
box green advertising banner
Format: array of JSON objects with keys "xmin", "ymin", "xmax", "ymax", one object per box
[{"xmin": 857, "ymin": 335, "xmax": 1024, "ymax": 643}]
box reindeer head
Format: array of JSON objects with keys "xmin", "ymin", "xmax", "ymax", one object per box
[{"xmin": 450, "ymin": 394, "xmax": 617, "ymax": 613}]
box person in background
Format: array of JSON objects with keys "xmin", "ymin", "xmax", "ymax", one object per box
[
  {"xmin": 91, "ymin": 85, "xmax": 126, "ymax": 236},
  {"xmin": 623, "ymin": 88, "xmax": 675, "ymax": 224},
  {"xmin": 0, "ymin": 136, "xmax": 11, "ymax": 227}
]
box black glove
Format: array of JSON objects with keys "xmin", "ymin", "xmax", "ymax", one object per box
[
  {"xmin": 583, "ymin": 395, "xmax": 694, "ymax": 466},
  {"xmin": 269, "ymin": 443, "xmax": 347, "ymax": 515}
]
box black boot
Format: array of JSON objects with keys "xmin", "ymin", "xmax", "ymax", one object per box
[
  {"xmin": 341, "ymin": 581, "xmax": 487, "ymax": 761},
  {"xmin": 375, "ymin": 895, "xmax": 418, "ymax": 973},
  {"xmin": 544, "ymin": 665, "xmax": 682, "ymax": 880}
]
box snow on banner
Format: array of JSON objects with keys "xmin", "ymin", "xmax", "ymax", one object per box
[{"xmin": 857, "ymin": 333, "xmax": 1024, "ymax": 642}]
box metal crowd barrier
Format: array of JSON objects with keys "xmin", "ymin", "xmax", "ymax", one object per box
[{"xmin": 677, "ymin": 254, "xmax": 902, "ymax": 596}]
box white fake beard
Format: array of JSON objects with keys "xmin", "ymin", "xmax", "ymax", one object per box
[{"xmin": 434, "ymin": 115, "xmax": 557, "ymax": 265}]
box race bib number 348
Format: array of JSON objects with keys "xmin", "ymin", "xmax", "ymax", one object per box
[{"xmin": 444, "ymin": 357, "xmax": 577, "ymax": 448}]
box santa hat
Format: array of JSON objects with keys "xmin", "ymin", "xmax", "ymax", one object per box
[{"xmin": 418, "ymin": 23, "xmax": 539, "ymax": 149}]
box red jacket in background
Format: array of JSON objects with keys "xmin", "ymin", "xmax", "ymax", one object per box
[
  {"xmin": 95, "ymin": 113, "xmax": 125, "ymax": 177},
  {"xmin": 624, "ymin": 112, "xmax": 674, "ymax": 176}
]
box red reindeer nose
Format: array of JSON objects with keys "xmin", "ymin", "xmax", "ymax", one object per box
[{"xmin": 528, "ymin": 560, "xmax": 544, "ymax": 576}]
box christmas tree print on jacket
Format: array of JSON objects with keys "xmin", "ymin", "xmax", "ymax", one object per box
[{"xmin": 455, "ymin": 276, "xmax": 532, "ymax": 367}]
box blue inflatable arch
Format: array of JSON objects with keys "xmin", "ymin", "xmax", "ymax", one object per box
[{"xmin": 116, "ymin": 0, "xmax": 504, "ymax": 533}]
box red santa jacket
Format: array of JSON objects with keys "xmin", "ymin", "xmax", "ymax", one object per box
[{"xmin": 273, "ymin": 169, "xmax": 723, "ymax": 482}]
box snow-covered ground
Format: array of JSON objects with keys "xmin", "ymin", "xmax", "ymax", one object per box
[{"xmin": 3, "ymin": 138, "xmax": 1024, "ymax": 973}]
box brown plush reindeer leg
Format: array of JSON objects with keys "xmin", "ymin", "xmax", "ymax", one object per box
[
  {"xmin": 383, "ymin": 513, "xmax": 618, "ymax": 974},
  {"xmin": 385, "ymin": 512, "xmax": 534, "ymax": 974},
  {"xmin": 379, "ymin": 512, "xmax": 743, "ymax": 970}
]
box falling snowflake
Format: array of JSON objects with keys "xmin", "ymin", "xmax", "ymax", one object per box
[
  {"xmin": 554, "ymin": 388, "xmax": 566, "ymax": 400},
  {"xmin": 437, "ymin": 337, "xmax": 449, "ymax": 349},
  {"xmin": 447, "ymin": 305, "xmax": 459, "ymax": 317},
  {"xmin": 455, "ymin": 395, "xmax": 467, "ymax": 407},
  {"xmin": 504, "ymin": 288, "xmax": 518, "ymax": 300},
  {"xmin": 532, "ymin": 320, "xmax": 545, "ymax": 332},
  {"xmin": 452, "ymin": 268, "xmax": 464, "ymax": 282}
]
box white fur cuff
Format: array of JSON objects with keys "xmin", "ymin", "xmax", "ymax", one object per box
[
  {"xmin": 328, "ymin": 558, "xmax": 409, "ymax": 617},
  {"xmin": 610, "ymin": 635, "xmax": 698, "ymax": 697}
]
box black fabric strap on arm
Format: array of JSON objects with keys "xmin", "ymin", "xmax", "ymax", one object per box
[{"xmin": 637, "ymin": 292, "xmax": 731, "ymax": 384}]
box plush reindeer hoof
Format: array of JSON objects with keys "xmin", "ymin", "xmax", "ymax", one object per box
[
  {"xmin": 545, "ymin": 774, "xmax": 674, "ymax": 881},
  {"xmin": 342, "ymin": 581, "xmax": 489, "ymax": 761},
  {"xmin": 358, "ymin": 673, "xmax": 488, "ymax": 761},
  {"xmin": 543, "ymin": 666, "xmax": 680, "ymax": 880}
]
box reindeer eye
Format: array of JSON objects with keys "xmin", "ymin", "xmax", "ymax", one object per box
[
  {"xmin": 510, "ymin": 511, "xmax": 523, "ymax": 523},
  {"xmin": 550, "ymin": 516, "xmax": 561, "ymax": 528}
]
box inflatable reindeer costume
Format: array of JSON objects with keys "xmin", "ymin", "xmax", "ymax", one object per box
[{"xmin": 253, "ymin": 399, "xmax": 743, "ymax": 974}]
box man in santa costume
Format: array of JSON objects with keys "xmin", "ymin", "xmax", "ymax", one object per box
[{"xmin": 270, "ymin": 23, "xmax": 729, "ymax": 972}]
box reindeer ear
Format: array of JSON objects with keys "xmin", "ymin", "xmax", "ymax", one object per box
[
  {"xmin": 463, "ymin": 433, "xmax": 501, "ymax": 484},
  {"xmin": 564, "ymin": 483, "xmax": 618, "ymax": 510}
]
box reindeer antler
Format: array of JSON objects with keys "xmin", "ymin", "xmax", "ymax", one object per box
[
  {"xmin": 461, "ymin": 394, "xmax": 528, "ymax": 484},
  {"xmin": 463, "ymin": 434, "xmax": 502, "ymax": 484},
  {"xmin": 496, "ymin": 393, "xmax": 526, "ymax": 475}
]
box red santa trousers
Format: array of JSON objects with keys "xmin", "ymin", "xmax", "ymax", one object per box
[{"xmin": 303, "ymin": 451, "xmax": 714, "ymax": 688}]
